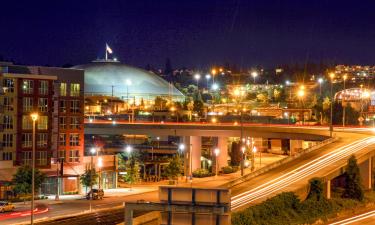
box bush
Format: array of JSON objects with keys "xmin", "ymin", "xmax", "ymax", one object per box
[
  {"xmin": 342, "ymin": 155, "xmax": 364, "ymax": 201},
  {"xmin": 192, "ymin": 169, "xmax": 213, "ymax": 178},
  {"xmin": 222, "ymin": 166, "xmax": 238, "ymax": 174},
  {"xmin": 306, "ymin": 178, "xmax": 324, "ymax": 201}
]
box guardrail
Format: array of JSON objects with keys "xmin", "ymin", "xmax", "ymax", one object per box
[{"xmin": 224, "ymin": 136, "xmax": 339, "ymax": 188}]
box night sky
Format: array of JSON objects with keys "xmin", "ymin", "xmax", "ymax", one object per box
[{"xmin": 1, "ymin": 0, "xmax": 375, "ymax": 69}]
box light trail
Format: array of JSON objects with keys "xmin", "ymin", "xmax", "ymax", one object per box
[
  {"xmin": 231, "ymin": 137, "xmax": 375, "ymax": 210},
  {"xmin": 329, "ymin": 210, "xmax": 375, "ymax": 225}
]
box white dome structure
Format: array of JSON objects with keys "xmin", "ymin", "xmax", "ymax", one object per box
[{"xmin": 73, "ymin": 60, "xmax": 184, "ymax": 101}]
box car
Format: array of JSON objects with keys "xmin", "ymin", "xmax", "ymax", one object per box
[
  {"xmin": 0, "ymin": 201, "xmax": 15, "ymax": 213},
  {"xmin": 86, "ymin": 189, "xmax": 104, "ymax": 200}
]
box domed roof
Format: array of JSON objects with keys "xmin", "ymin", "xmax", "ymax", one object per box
[{"xmin": 73, "ymin": 60, "xmax": 183, "ymax": 99}]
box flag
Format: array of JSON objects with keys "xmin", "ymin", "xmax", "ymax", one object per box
[{"xmin": 106, "ymin": 43, "xmax": 113, "ymax": 54}]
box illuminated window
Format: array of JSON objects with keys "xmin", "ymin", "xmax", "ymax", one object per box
[
  {"xmin": 58, "ymin": 150, "xmax": 66, "ymax": 159},
  {"xmin": 22, "ymin": 80, "xmax": 34, "ymax": 94},
  {"xmin": 22, "ymin": 115, "xmax": 33, "ymax": 130},
  {"xmin": 69, "ymin": 150, "xmax": 80, "ymax": 162},
  {"xmin": 37, "ymin": 116, "xmax": 48, "ymax": 130},
  {"xmin": 36, "ymin": 151, "xmax": 47, "ymax": 165},
  {"xmin": 70, "ymin": 83, "xmax": 80, "ymax": 97},
  {"xmin": 60, "ymin": 83, "xmax": 67, "ymax": 96},
  {"xmin": 3, "ymin": 78, "xmax": 14, "ymax": 93}
]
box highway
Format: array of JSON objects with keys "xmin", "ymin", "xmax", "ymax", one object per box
[{"xmin": 329, "ymin": 210, "xmax": 375, "ymax": 225}]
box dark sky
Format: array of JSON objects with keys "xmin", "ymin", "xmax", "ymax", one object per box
[{"xmin": 1, "ymin": 0, "xmax": 375, "ymax": 69}]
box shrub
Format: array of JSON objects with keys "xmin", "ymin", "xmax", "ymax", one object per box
[
  {"xmin": 192, "ymin": 169, "xmax": 213, "ymax": 178},
  {"xmin": 222, "ymin": 166, "xmax": 238, "ymax": 174},
  {"xmin": 342, "ymin": 155, "xmax": 364, "ymax": 201},
  {"xmin": 306, "ymin": 177, "xmax": 324, "ymax": 201}
]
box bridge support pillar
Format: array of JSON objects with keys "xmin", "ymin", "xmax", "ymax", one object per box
[
  {"xmin": 290, "ymin": 140, "xmax": 303, "ymax": 156},
  {"xmin": 216, "ymin": 137, "xmax": 229, "ymax": 171},
  {"xmin": 325, "ymin": 180, "xmax": 331, "ymax": 199},
  {"xmin": 359, "ymin": 157, "xmax": 372, "ymax": 190},
  {"xmin": 184, "ymin": 136, "xmax": 202, "ymax": 175}
]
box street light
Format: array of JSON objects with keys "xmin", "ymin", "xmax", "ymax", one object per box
[
  {"xmin": 194, "ymin": 73, "xmax": 201, "ymax": 88},
  {"xmin": 214, "ymin": 148, "xmax": 220, "ymax": 176},
  {"xmin": 251, "ymin": 71, "xmax": 258, "ymax": 83},
  {"xmin": 329, "ymin": 73, "xmax": 335, "ymax": 137},
  {"xmin": 97, "ymin": 157, "xmax": 103, "ymax": 189},
  {"xmin": 89, "ymin": 147, "xmax": 96, "ymax": 211},
  {"xmin": 125, "ymin": 145, "xmax": 133, "ymax": 154},
  {"xmin": 205, "ymin": 74, "xmax": 211, "ymax": 89},
  {"xmin": 30, "ymin": 113, "xmax": 38, "ymax": 225},
  {"xmin": 318, "ymin": 78, "xmax": 323, "ymax": 95},
  {"xmin": 342, "ymin": 75, "xmax": 348, "ymax": 127},
  {"xmin": 211, "ymin": 83, "xmax": 219, "ymax": 91},
  {"xmin": 126, "ymin": 79, "xmax": 132, "ymax": 109}
]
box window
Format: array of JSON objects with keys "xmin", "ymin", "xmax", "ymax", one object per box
[
  {"xmin": 2, "ymin": 152, "xmax": 12, "ymax": 161},
  {"xmin": 59, "ymin": 133, "xmax": 66, "ymax": 146},
  {"xmin": 3, "ymin": 115, "xmax": 13, "ymax": 129},
  {"xmin": 22, "ymin": 80, "xmax": 34, "ymax": 94},
  {"xmin": 38, "ymin": 98, "xmax": 48, "ymax": 112},
  {"xmin": 58, "ymin": 150, "xmax": 66, "ymax": 159},
  {"xmin": 2, "ymin": 134, "xmax": 13, "ymax": 147},
  {"xmin": 23, "ymin": 152, "xmax": 32, "ymax": 165},
  {"xmin": 23, "ymin": 97, "xmax": 33, "ymax": 112},
  {"xmin": 60, "ymin": 83, "xmax": 67, "ymax": 96},
  {"xmin": 22, "ymin": 133, "xmax": 32, "ymax": 148},
  {"xmin": 70, "ymin": 100, "xmax": 80, "ymax": 113},
  {"xmin": 59, "ymin": 117, "xmax": 66, "ymax": 130},
  {"xmin": 70, "ymin": 83, "xmax": 80, "ymax": 97},
  {"xmin": 37, "ymin": 133, "xmax": 48, "ymax": 148},
  {"xmin": 37, "ymin": 116, "xmax": 48, "ymax": 130},
  {"xmin": 3, "ymin": 78, "xmax": 14, "ymax": 93},
  {"xmin": 69, "ymin": 150, "xmax": 80, "ymax": 162},
  {"xmin": 39, "ymin": 80, "xmax": 48, "ymax": 95},
  {"xmin": 69, "ymin": 133, "xmax": 80, "ymax": 146},
  {"xmin": 59, "ymin": 100, "xmax": 66, "ymax": 113},
  {"xmin": 22, "ymin": 115, "xmax": 33, "ymax": 130},
  {"xmin": 70, "ymin": 117, "xmax": 80, "ymax": 129},
  {"xmin": 3, "ymin": 97, "xmax": 14, "ymax": 111},
  {"xmin": 36, "ymin": 151, "xmax": 47, "ymax": 165}
]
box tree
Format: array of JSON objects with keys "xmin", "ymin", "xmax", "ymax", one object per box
[
  {"xmin": 306, "ymin": 178, "xmax": 324, "ymax": 201},
  {"xmin": 12, "ymin": 165, "xmax": 46, "ymax": 196},
  {"xmin": 164, "ymin": 155, "xmax": 183, "ymax": 181},
  {"xmin": 342, "ymin": 155, "xmax": 364, "ymax": 201},
  {"xmin": 230, "ymin": 141, "xmax": 241, "ymax": 166},
  {"xmin": 123, "ymin": 157, "xmax": 140, "ymax": 189},
  {"xmin": 80, "ymin": 168, "xmax": 98, "ymax": 193}
]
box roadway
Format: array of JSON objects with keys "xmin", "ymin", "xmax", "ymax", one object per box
[
  {"xmin": 3, "ymin": 124, "xmax": 375, "ymax": 224},
  {"xmin": 329, "ymin": 210, "xmax": 375, "ymax": 225}
]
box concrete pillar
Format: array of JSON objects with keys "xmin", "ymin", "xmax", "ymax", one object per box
[
  {"xmin": 217, "ymin": 137, "xmax": 229, "ymax": 171},
  {"xmin": 290, "ymin": 140, "xmax": 303, "ymax": 156},
  {"xmin": 326, "ymin": 180, "xmax": 331, "ymax": 199},
  {"xmin": 184, "ymin": 136, "xmax": 202, "ymax": 174},
  {"xmin": 359, "ymin": 158, "xmax": 372, "ymax": 190}
]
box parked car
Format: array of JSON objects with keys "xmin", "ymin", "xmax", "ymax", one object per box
[
  {"xmin": 0, "ymin": 201, "xmax": 15, "ymax": 212},
  {"xmin": 86, "ymin": 189, "xmax": 104, "ymax": 200}
]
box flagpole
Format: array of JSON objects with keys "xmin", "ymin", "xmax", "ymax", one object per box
[{"xmin": 105, "ymin": 44, "xmax": 108, "ymax": 61}]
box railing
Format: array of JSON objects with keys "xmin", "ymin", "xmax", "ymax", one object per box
[{"xmin": 224, "ymin": 136, "xmax": 339, "ymax": 188}]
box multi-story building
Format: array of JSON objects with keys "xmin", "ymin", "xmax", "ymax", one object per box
[{"xmin": 0, "ymin": 63, "xmax": 85, "ymax": 194}]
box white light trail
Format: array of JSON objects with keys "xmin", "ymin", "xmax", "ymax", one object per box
[
  {"xmin": 231, "ymin": 137, "xmax": 375, "ymax": 210},
  {"xmin": 329, "ymin": 210, "xmax": 375, "ymax": 225}
]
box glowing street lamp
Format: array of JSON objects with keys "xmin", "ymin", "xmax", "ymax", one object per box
[
  {"xmin": 212, "ymin": 83, "xmax": 219, "ymax": 91},
  {"xmin": 214, "ymin": 148, "xmax": 220, "ymax": 176},
  {"xmin": 318, "ymin": 78, "xmax": 323, "ymax": 95},
  {"xmin": 205, "ymin": 74, "xmax": 211, "ymax": 89},
  {"xmin": 251, "ymin": 71, "xmax": 258, "ymax": 83},
  {"xmin": 194, "ymin": 73, "xmax": 201, "ymax": 88},
  {"xmin": 329, "ymin": 73, "xmax": 335, "ymax": 137},
  {"xmin": 342, "ymin": 74, "xmax": 348, "ymax": 127},
  {"xmin": 125, "ymin": 145, "xmax": 133, "ymax": 154},
  {"xmin": 30, "ymin": 113, "xmax": 38, "ymax": 225}
]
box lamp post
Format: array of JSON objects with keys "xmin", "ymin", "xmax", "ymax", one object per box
[
  {"xmin": 318, "ymin": 78, "xmax": 323, "ymax": 95},
  {"xmin": 30, "ymin": 113, "xmax": 38, "ymax": 225},
  {"xmin": 194, "ymin": 73, "xmax": 201, "ymax": 88},
  {"xmin": 178, "ymin": 144, "xmax": 187, "ymax": 181},
  {"xmin": 342, "ymin": 75, "xmax": 347, "ymax": 127},
  {"xmin": 126, "ymin": 79, "xmax": 132, "ymax": 110},
  {"xmin": 252, "ymin": 146, "xmax": 257, "ymax": 170},
  {"xmin": 97, "ymin": 157, "xmax": 103, "ymax": 189},
  {"xmin": 214, "ymin": 148, "xmax": 220, "ymax": 176},
  {"xmin": 329, "ymin": 73, "xmax": 335, "ymax": 137},
  {"xmin": 89, "ymin": 147, "xmax": 96, "ymax": 212},
  {"xmin": 297, "ymin": 86, "xmax": 305, "ymax": 124},
  {"xmin": 205, "ymin": 74, "xmax": 211, "ymax": 90},
  {"xmin": 251, "ymin": 71, "xmax": 258, "ymax": 83}
]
